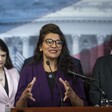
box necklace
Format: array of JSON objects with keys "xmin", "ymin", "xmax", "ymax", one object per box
[
  {"xmin": 48, "ymin": 73, "xmax": 53, "ymax": 78},
  {"xmin": 46, "ymin": 70, "xmax": 56, "ymax": 79},
  {"xmin": 46, "ymin": 71, "xmax": 56, "ymax": 79}
]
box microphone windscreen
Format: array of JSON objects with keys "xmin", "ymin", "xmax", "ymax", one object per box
[{"xmin": 46, "ymin": 60, "xmax": 50, "ymax": 66}]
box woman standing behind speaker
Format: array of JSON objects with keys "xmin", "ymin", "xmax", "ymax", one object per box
[
  {"xmin": 0, "ymin": 39, "xmax": 20, "ymax": 112},
  {"xmin": 15, "ymin": 23, "xmax": 87, "ymax": 107}
]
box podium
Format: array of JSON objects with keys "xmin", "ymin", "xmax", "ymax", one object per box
[{"xmin": 11, "ymin": 107, "xmax": 112, "ymax": 112}]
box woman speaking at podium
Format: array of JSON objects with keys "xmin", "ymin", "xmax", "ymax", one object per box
[{"xmin": 15, "ymin": 23, "xmax": 87, "ymax": 107}]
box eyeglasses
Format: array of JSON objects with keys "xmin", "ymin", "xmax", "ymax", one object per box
[{"xmin": 44, "ymin": 39, "xmax": 63, "ymax": 47}]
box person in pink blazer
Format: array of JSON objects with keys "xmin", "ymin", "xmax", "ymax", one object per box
[{"xmin": 0, "ymin": 39, "xmax": 20, "ymax": 112}]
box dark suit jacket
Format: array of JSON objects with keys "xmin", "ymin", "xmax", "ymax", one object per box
[
  {"xmin": 22, "ymin": 56, "xmax": 33, "ymax": 66},
  {"xmin": 20, "ymin": 56, "xmax": 35, "ymax": 71},
  {"xmin": 89, "ymin": 55, "xmax": 112, "ymax": 106}
]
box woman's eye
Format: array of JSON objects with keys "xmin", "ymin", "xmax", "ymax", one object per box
[
  {"xmin": 2, "ymin": 55, "xmax": 6, "ymax": 57},
  {"xmin": 47, "ymin": 40, "xmax": 53, "ymax": 44},
  {"xmin": 57, "ymin": 41, "xmax": 63, "ymax": 45}
]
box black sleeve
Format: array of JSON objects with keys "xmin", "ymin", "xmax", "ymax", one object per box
[{"xmin": 89, "ymin": 58, "xmax": 101, "ymax": 106}]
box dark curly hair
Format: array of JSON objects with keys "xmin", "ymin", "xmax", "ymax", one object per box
[
  {"xmin": 0, "ymin": 39, "xmax": 13, "ymax": 69},
  {"xmin": 31, "ymin": 23, "xmax": 78, "ymax": 74}
]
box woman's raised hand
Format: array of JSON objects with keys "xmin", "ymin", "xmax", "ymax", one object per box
[{"xmin": 21, "ymin": 77, "xmax": 36, "ymax": 101}]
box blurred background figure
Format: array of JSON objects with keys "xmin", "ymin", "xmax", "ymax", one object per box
[{"xmin": 89, "ymin": 36, "xmax": 112, "ymax": 106}]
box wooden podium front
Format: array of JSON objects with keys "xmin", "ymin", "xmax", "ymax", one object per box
[{"xmin": 11, "ymin": 107, "xmax": 112, "ymax": 112}]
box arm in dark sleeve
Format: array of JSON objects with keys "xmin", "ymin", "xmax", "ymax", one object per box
[
  {"xmin": 89, "ymin": 58, "xmax": 101, "ymax": 106},
  {"xmin": 14, "ymin": 66, "xmax": 31, "ymax": 106},
  {"xmin": 72, "ymin": 58, "xmax": 87, "ymax": 106}
]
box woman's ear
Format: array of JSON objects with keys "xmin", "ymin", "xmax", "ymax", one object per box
[{"xmin": 40, "ymin": 49, "xmax": 42, "ymax": 51}]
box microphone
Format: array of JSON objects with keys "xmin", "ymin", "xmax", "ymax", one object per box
[
  {"xmin": 46, "ymin": 60, "xmax": 63, "ymax": 107},
  {"xmin": 83, "ymin": 80, "xmax": 109, "ymax": 106},
  {"xmin": 68, "ymin": 71, "xmax": 110, "ymax": 106},
  {"xmin": 83, "ymin": 80, "xmax": 107, "ymax": 98},
  {"xmin": 68, "ymin": 71, "xmax": 97, "ymax": 82}
]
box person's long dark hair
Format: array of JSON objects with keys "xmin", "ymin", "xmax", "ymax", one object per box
[
  {"xmin": 32, "ymin": 23, "xmax": 78, "ymax": 74},
  {"xmin": 0, "ymin": 39, "xmax": 13, "ymax": 69}
]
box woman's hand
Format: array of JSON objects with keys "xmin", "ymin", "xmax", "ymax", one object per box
[
  {"xmin": 16, "ymin": 77, "xmax": 37, "ymax": 107},
  {"xmin": 59, "ymin": 77, "xmax": 84, "ymax": 106},
  {"xmin": 59, "ymin": 77, "xmax": 74, "ymax": 101},
  {"xmin": 21, "ymin": 77, "xmax": 36, "ymax": 101}
]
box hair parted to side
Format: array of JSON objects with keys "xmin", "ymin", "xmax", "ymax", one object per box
[{"xmin": 0, "ymin": 39, "xmax": 13, "ymax": 69}]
